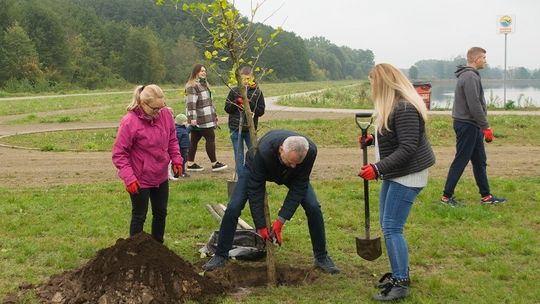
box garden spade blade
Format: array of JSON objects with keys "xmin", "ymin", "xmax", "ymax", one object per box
[
  {"xmin": 355, "ymin": 179, "xmax": 382, "ymax": 261},
  {"xmin": 356, "ymin": 235, "xmax": 382, "ymax": 261}
]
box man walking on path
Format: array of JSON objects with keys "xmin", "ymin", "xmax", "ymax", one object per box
[
  {"xmin": 202, "ymin": 129, "xmax": 340, "ymax": 274},
  {"xmin": 440, "ymin": 47, "xmax": 506, "ymax": 207}
]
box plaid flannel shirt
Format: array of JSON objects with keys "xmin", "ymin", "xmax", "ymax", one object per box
[{"xmin": 185, "ymin": 83, "xmax": 217, "ymax": 128}]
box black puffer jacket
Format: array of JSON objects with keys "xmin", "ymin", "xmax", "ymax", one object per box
[
  {"xmin": 224, "ymin": 86, "xmax": 265, "ymax": 131},
  {"xmin": 375, "ymin": 100, "xmax": 435, "ymax": 179}
]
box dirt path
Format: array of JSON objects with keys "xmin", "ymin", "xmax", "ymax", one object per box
[
  {"xmin": 1, "ymin": 92, "xmax": 539, "ymax": 187},
  {"xmin": 1, "ymin": 144, "xmax": 538, "ymax": 188}
]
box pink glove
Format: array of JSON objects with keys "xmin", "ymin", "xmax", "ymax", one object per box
[
  {"xmin": 359, "ymin": 164, "xmax": 377, "ymax": 180},
  {"xmin": 483, "ymin": 128, "xmax": 493, "ymax": 143},
  {"xmin": 126, "ymin": 180, "xmax": 140, "ymax": 194}
]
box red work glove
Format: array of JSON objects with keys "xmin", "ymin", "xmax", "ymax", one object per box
[
  {"xmin": 359, "ymin": 164, "xmax": 377, "ymax": 180},
  {"xmin": 359, "ymin": 134, "xmax": 374, "ymax": 147},
  {"xmin": 483, "ymin": 128, "xmax": 493, "ymax": 143},
  {"xmin": 236, "ymin": 96, "xmax": 244, "ymax": 107},
  {"xmin": 126, "ymin": 180, "xmax": 140, "ymax": 194},
  {"xmin": 257, "ymin": 227, "xmax": 270, "ymax": 241},
  {"xmin": 271, "ymin": 219, "xmax": 284, "ymax": 246},
  {"xmin": 172, "ymin": 163, "xmax": 183, "ymax": 177}
]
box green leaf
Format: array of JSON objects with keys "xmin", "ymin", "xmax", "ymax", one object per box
[
  {"xmin": 255, "ymin": 67, "xmax": 261, "ymax": 72},
  {"xmin": 182, "ymin": 3, "xmax": 188, "ymax": 11},
  {"xmin": 239, "ymin": 58, "xmax": 244, "ymax": 63},
  {"xmin": 220, "ymin": 57, "xmax": 229, "ymax": 62},
  {"xmin": 257, "ymin": 37, "xmax": 263, "ymax": 44},
  {"xmin": 213, "ymin": 40, "xmax": 223, "ymax": 48},
  {"xmin": 224, "ymin": 10, "xmax": 234, "ymax": 20},
  {"xmin": 204, "ymin": 50, "xmax": 213, "ymax": 59},
  {"xmin": 212, "ymin": 50, "xmax": 218, "ymax": 56},
  {"xmin": 267, "ymin": 68, "xmax": 274, "ymax": 74},
  {"xmin": 207, "ymin": 17, "xmax": 214, "ymax": 24}
]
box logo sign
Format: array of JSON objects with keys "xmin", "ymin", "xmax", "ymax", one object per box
[{"xmin": 498, "ymin": 15, "xmax": 515, "ymax": 34}]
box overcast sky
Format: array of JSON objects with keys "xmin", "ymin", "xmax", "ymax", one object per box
[{"xmin": 235, "ymin": 0, "xmax": 540, "ymax": 70}]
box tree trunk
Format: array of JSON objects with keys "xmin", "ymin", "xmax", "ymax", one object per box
[{"xmin": 236, "ymin": 71, "xmax": 277, "ymax": 287}]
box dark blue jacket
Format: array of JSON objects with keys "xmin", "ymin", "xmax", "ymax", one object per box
[
  {"xmin": 175, "ymin": 124, "xmax": 191, "ymax": 150},
  {"xmin": 245, "ymin": 130, "xmax": 316, "ymax": 229}
]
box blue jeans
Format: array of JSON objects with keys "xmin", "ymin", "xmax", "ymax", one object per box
[
  {"xmin": 129, "ymin": 180, "xmax": 169, "ymax": 243},
  {"xmin": 379, "ymin": 180, "xmax": 422, "ymax": 280},
  {"xmin": 216, "ymin": 165, "xmax": 328, "ymax": 260},
  {"xmin": 443, "ymin": 120, "xmax": 490, "ymax": 198},
  {"xmin": 230, "ymin": 130, "xmax": 253, "ymax": 177}
]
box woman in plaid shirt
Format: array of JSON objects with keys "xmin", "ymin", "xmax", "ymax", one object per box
[{"xmin": 184, "ymin": 64, "xmax": 228, "ymax": 172}]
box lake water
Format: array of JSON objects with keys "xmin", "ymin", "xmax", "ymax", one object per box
[{"xmin": 428, "ymin": 80, "xmax": 540, "ymax": 109}]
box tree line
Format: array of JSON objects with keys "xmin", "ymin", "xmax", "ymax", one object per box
[
  {"xmin": 408, "ymin": 57, "xmax": 540, "ymax": 80},
  {"xmin": 0, "ymin": 0, "xmax": 375, "ymax": 93}
]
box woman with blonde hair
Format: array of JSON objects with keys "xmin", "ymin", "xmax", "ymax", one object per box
[
  {"xmin": 112, "ymin": 84, "xmax": 183, "ymax": 243},
  {"xmin": 359, "ymin": 63, "xmax": 435, "ymax": 301},
  {"xmin": 184, "ymin": 63, "xmax": 227, "ymax": 172}
]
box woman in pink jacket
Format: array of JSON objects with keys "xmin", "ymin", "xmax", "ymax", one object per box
[{"xmin": 112, "ymin": 84, "xmax": 183, "ymax": 243}]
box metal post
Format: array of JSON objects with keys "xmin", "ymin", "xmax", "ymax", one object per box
[{"xmin": 503, "ymin": 33, "xmax": 507, "ymax": 107}]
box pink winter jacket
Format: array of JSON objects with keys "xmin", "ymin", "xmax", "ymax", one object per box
[{"xmin": 112, "ymin": 107, "xmax": 183, "ymax": 188}]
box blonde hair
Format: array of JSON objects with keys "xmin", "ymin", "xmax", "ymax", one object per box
[
  {"xmin": 369, "ymin": 63, "xmax": 428, "ymax": 133},
  {"xmin": 467, "ymin": 47, "xmax": 486, "ymax": 63},
  {"xmin": 127, "ymin": 84, "xmax": 164, "ymax": 111}
]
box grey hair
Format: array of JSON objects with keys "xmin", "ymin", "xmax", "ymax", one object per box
[{"xmin": 282, "ymin": 136, "xmax": 309, "ymax": 159}]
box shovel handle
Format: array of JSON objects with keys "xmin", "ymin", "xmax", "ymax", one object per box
[{"xmin": 355, "ymin": 113, "xmax": 373, "ymax": 239}]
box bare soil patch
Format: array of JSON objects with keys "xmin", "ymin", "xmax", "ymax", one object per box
[{"xmin": 5, "ymin": 233, "xmax": 318, "ymax": 304}]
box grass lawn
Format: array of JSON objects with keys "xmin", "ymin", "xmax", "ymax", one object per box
[{"xmin": 1, "ymin": 177, "xmax": 539, "ymax": 303}]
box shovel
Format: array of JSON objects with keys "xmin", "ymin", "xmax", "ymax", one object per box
[{"xmin": 354, "ymin": 112, "xmax": 382, "ymax": 261}]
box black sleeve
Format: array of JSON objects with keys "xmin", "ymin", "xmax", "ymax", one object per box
[
  {"xmin": 224, "ymin": 89, "xmax": 238, "ymax": 114},
  {"xmin": 252, "ymin": 89, "xmax": 265, "ymax": 117},
  {"xmin": 375, "ymin": 106, "xmax": 421, "ymax": 174},
  {"xmin": 247, "ymin": 152, "xmax": 268, "ymax": 229}
]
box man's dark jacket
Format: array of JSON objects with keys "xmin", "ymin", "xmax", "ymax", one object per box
[
  {"xmin": 245, "ymin": 130, "xmax": 316, "ymax": 229},
  {"xmin": 452, "ymin": 65, "xmax": 489, "ymax": 129},
  {"xmin": 224, "ymin": 86, "xmax": 265, "ymax": 131}
]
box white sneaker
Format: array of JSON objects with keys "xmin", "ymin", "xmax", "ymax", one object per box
[{"xmin": 169, "ymin": 175, "xmax": 178, "ymax": 181}]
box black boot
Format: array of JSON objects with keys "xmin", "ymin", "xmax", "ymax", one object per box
[
  {"xmin": 375, "ymin": 272, "xmax": 410, "ymax": 289},
  {"xmin": 202, "ymin": 255, "xmax": 226, "ymax": 271},
  {"xmin": 373, "ymin": 277, "xmax": 410, "ymax": 301}
]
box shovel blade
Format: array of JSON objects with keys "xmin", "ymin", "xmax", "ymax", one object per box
[{"xmin": 356, "ymin": 236, "xmax": 382, "ymax": 261}]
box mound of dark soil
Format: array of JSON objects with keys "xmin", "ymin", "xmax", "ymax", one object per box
[{"xmin": 28, "ymin": 233, "xmax": 224, "ymax": 304}]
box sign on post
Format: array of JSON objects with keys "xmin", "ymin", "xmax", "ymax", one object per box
[
  {"xmin": 497, "ymin": 14, "xmax": 515, "ymax": 107},
  {"xmin": 497, "ymin": 15, "xmax": 515, "ymax": 34}
]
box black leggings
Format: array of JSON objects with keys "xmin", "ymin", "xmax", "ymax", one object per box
[
  {"xmin": 129, "ymin": 181, "xmax": 169, "ymax": 243},
  {"xmin": 188, "ymin": 127, "xmax": 216, "ymax": 163}
]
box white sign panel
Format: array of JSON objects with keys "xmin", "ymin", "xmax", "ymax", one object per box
[{"xmin": 497, "ymin": 15, "xmax": 515, "ymax": 34}]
